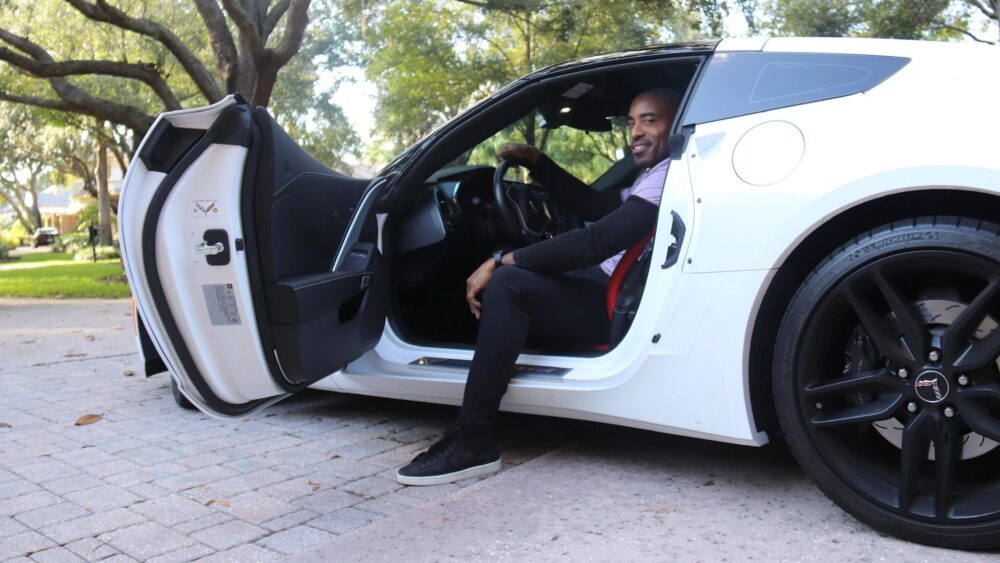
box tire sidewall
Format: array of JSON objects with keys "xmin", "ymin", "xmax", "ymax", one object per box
[{"xmin": 773, "ymin": 219, "xmax": 1000, "ymax": 548}]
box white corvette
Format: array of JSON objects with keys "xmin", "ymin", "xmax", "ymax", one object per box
[{"xmin": 119, "ymin": 37, "xmax": 1000, "ymax": 549}]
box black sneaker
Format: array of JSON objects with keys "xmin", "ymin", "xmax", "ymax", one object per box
[{"xmin": 396, "ymin": 429, "xmax": 501, "ymax": 486}]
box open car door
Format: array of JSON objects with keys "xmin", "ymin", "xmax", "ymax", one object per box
[{"xmin": 120, "ymin": 95, "xmax": 387, "ymax": 417}]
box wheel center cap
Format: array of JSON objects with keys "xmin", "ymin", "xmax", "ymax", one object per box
[{"xmin": 914, "ymin": 370, "xmax": 950, "ymax": 403}]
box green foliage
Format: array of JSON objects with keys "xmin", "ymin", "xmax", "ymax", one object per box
[
  {"xmin": 0, "ymin": 243, "xmax": 9, "ymax": 262},
  {"xmin": 348, "ymin": 0, "xmax": 709, "ymax": 160},
  {"xmin": 1, "ymin": 222, "xmax": 27, "ymax": 247},
  {"xmin": 73, "ymin": 244, "xmax": 121, "ymax": 262},
  {"xmin": 0, "ymin": 252, "xmax": 128, "ymax": 298},
  {"xmin": 766, "ymin": 0, "xmax": 962, "ymax": 40},
  {"xmin": 74, "ymin": 201, "xmax": 99, "ymax": 233}
]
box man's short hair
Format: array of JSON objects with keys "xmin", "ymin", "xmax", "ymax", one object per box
[{"xmin": 636, "ymin": 88, "xmax": 681, "ymax": 107}]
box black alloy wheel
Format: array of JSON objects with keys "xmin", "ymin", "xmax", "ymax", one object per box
[{"xmin": 774, "ymin": 216, "xmax": 1000, "ymax": 549}]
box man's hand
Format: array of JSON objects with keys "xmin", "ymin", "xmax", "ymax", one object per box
[
  {"xmin": 498, "ymin": 143, "xmax": 542, "ymax": 166},
  {"xmin": 465, "ymin": 252, "xmax": 516, "ymax": 319},
  {"xmin": 465, "ymin": 259, "xmax": 495, "ymax": 319}
]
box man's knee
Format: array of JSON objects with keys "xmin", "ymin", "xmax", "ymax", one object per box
[{"xmin": 484, "ymin": 266, "xmax": 533, "ymax": 306}]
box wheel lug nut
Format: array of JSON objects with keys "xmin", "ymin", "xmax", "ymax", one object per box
[
  {"xmin": 957, "ymin": 374, "xmax": 970, "ymax": 386},
  {"xmin": 815, "ymin": 402, "xmax": 824, "ymax": 410},
  {"xmin": 928, "ymin": 349, "xmax": 941, "ymax": 363},
  {"xmin": 944, "ymin": 406, "xmax": 956, "ymax": 418},
  {"xmin": 907, "ymin": 401, "xmax": 919, "ymax": 413},
  {"xmin": 897, "ymin": 368, "xmax": 909, "ymax": 379}
]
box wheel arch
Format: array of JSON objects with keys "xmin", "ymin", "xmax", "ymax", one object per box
[{"xmin": 745, "ymin": 187, "xmax": 1000, "ymax": 438}]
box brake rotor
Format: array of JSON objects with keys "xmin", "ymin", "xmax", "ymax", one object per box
[{"xmin": 866, "ymin": 299, "xmax": 1000, "ymax": 461}]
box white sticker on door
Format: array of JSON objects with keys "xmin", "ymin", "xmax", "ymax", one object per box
[{"xmin": 202, "ymin": 284, "xmax": 241, "ymax": 325}]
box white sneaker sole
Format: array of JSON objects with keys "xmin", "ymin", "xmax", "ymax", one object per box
[{"xmin": 396, "ymin": 459, "xmax": 502, "ymax": 486}]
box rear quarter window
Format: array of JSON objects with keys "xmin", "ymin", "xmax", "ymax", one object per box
[{"xmin": 683, "ymin": 52, "xmax": 910, "ymax": 125}]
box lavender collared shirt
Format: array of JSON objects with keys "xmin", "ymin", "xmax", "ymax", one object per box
[{"xmin": 598, "ymin": 157, "xmax": 670, "ymax": 277}]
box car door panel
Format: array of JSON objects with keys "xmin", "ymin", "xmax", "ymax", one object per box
[{"xmin": 120, "ymin": 96, "xmax": 386, "ymax": 417}]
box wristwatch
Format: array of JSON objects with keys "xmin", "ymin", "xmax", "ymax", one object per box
[{"xmin": 492, "ymin": 250, "xmax": 504, "ymax": 268}]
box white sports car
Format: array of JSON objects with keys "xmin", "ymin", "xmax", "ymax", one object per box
[{"xmin": 119, "ymin": 37, "xmax": 1000, "ymax": 549}]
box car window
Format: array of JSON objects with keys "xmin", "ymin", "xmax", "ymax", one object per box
[
  {"xmin": 462, "ymin": 111, "xmax": 630, "ymax": 185},
  {"xmin": 683, "ymin": 52, "xmax": 910, "ymax": 125}
]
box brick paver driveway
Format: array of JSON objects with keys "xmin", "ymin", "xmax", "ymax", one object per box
[{"xmin": 0, "ymin": 299, "xmax": 567, "ymax": 561}]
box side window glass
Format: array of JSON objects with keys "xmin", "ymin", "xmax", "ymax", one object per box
[{"xmin": 683, "ymin": 52, "xmax": 909, "ymax": 125}]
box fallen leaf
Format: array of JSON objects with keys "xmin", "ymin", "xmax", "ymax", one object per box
[
  {"xmin": 70, "ymin": 329, "xmax": 82, "ymax": 333},
  {"xmin": 21, "ymin": 340, "xmax": 35, "ymax": 344},
  {"xmin": 309, "ymin": 481, "xmax": 321, "ymax": 491},
  {"xmin": 123, "ymin": 370, "xmax": 135, "ymax": 377},
  {"xmin": 64, "ymin": 353, "xmax": 87, "ymax": 358},
  {"xmin": 329, "ymin": 454, "xmax": 341, "ymax": 460},
  {"xmin": 74, "ymin": 414, "xmax": 103, "ymax": 426},
  {"xmin": 441, "ymin": 517, "xmax": 451, "ymax": 523},
  {"xmin": 217, "ymin": 499, "xmax": 230, "ymax": 507},
  {"xmin": 84, "ymin": 335, "xmax": 96, "ymax": 341},
  {"xmin": 0, "ymin": 422, "xmax": 11, "ymax": 429},
  {"xmin": 204, "ymin": 499, "xmax": 215, "ymax": 506}
]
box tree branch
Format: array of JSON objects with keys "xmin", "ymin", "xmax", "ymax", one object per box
[
  {"xmin": 0, "ymin": 30, "xmax": 180, "ymax": 109},
  {"xmin": 931, "ymin": 23, "xmax": 996, "ymax": 44},
  {"xmin": 222, "ymin": 0, "xmax": 266, "ymax": 61},
  {"xmin": 193, "ymin": 0, "xmax": 239, "ymax": 93},
  {"xmin": 967, "ymin": 0, "xmax": 997, "ymax": 20},
  {"xmin": 0, "ymin": 90, "xmax": 76, "ymax": 112},
  {"xmin": 272, "ymin": 0, "xmax": 311, "ymax": 67},
  {"xmin": 263, "ymin": 0, "xmax": 292, "ymax": 36},
  {"xmin": 63, "ymin": 0, "xmax": 223, "ymax": 102}
]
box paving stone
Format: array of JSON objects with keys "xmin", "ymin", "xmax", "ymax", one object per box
[
  {"xmin": 128, "ymin": 494, "xmax": 215, "ymax": 527},
  {"xmin": 63, "ymin": 537, "xmax": 120, "ymax": 561},
  {"xmin": 255, "ymin": 525, "xmax": 335, "ymax": 555},
  {"xmin": 8, "ymin": 460, "xmax": 78, "ymax": 484},
  {"xmin": 103, "ymin": 462, "xmax": 187, "ymax": 488},
  {"xmin": 144, "ymin": 543, "xmax": 214, "ymax": 563},
  {"xmin": 117, "ymin": 445, "xmax": 182, "ymax": 467},
  {"xmin": 13, "ymin": 503, "xmax": 89, "ymax": 530},
  {"xmin": 171, "ymin": 512, "xmax": 232, "ymax": 536},
  {"xmin": 39, "ymin": 475, "xmax": 103, "ymax": 496},
  {"xmin": 306, "ymin": 457, "xmax": 383, "ymax": 482},
  {"xmin": 64, "ymin": 484, "xmax": 141, "ymax": 511},
  {"xmin": 79, "ymin": 459, "xmax": 142, "ymax": 479},
  {"xmin": 198, "ymin": 469, "xmax": 287, "ymax": 499},
  {"xmin": 51, "ymin": 446, "xmax": 117, "ymax": 468},
  {"xmin": 336, "ymin": 438, "xmax": 399, "ymax": 460},
  {"xmin": 212, "ymin": 491, "xmax": 297, "ymax": 525},
  {"xmin": 260, "ymin": 509, "xmax": 319, "ymax": 533},
  {"xmin": 98, "ymin": 521, "xmax": 195, "ymax": 560},
  {"xmin": 151, "ymin": 466, "xmax": 239, "ymax": 493},
  {"xmin": 0, "ymin": 479, "xmax": 41, "ymax": 500},
  {"xmin": 174, "ymin": 452, "xmax": 228, "ymax": 469},
  {"xmin": 196, "ymin": 543, "xmax": 281, "ymax": 562},
  {"xmin": 40, "ymin": 507, "xmax": 145, "ymax": 544},
  {"xmin": 27, "ymin": 546, "xmax": 84, "ymax": 563},
  {"xmin": 92, "ymin": 436, "xmax": 146, "ymax": 455},
  {"xmin": 339, "ymin": 475, "xmax": 404, "ymax": 500},
  {"xmin": 257, "ymin": 476, "xmax": 343, "ymax": 503},
  {"xmin": 191, "ymin": 519, "xmax": 266, "ymax": 551},
  {"xmin": 126, "ymin": 483, "xmax": 171, "ymax": 500},
  {"xmin": 352, "ymin": 490, "xmax": 426, "ymax": 517},
  {"xmin": 0, "ymin": 531, "xmax": 56, "ymax": 560},
  {"xmin": 1, "ymin": 491, "xmax": 62, "ymax": 518},
  {"xmin": 97, "ymin": 554, "xmax": 139, "ymax": 562},
  {"xmin": 296, "ymin": 489, "xmax": 362, "ymax": 515},
  {"xmin": 308, "ymin": 507, "xmax": 383, "ymax": 535},
  {"xmin": 0, "ymin": 517, "xmax": 29, "ymax": 538}
]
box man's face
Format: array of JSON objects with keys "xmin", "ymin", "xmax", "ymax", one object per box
[{"xmin": 628, "ymin": 94, "xmax": 678, "ymax": 168}]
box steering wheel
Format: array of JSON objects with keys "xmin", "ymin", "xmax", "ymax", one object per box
[{"xmin": 492, "ymin": 158, "xmax": 551, "ymax": 244}]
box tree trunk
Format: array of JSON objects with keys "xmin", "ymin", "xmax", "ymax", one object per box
[
  {"xmin": 27, "ymin": 170, "xmax": 42, "ymax": 231},
  {"xmin": 95, "ymin": 135, "xmax": 112, "ymax": 246}
]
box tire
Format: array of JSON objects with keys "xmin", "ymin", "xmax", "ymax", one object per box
[
  {"xmin": 773, "ymin": 216, "xmax": 1000, "ymax": 549},
  {"xmin": 170, "ymin": 377, "xmax": 197, "ymax": 411}
]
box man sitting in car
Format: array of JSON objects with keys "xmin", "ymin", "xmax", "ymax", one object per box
[{"xmin": 397, "ymin": 89, "xmax": 680, "ymax": 486}]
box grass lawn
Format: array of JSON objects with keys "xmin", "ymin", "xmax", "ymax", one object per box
[{"xmin": 0, "ymin": 251, "xmax": 131, "ymax": 298}]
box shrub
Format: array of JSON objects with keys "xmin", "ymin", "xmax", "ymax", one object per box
[
  {"xmin": 61, "ymin": 232, "xmax": 91, "ymax": 253},
  {"xmin": 0, "ymin": 243, "xmax": 10, "ymax": 262},
  {"xmin": 73, "ymin": 244, "xmax": 121, "ymax": 262}
]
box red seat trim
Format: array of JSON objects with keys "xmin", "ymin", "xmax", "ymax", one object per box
[{"xmin": 605, "ymin": 230, "xmax": 654, "ymax": 321}]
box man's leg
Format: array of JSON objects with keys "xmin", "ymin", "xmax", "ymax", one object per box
[
  {"xmin": 458, "ymin": 266, "xmax": 609, "ymax": 435},
  {"xmin": 397, "ymin": 267, "xmax": 608, "ymax": 485}
]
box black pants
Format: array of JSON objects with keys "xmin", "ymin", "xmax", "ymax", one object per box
[{"xmin": 457, "ymin": 266, "xmax": 610, "ymax": 434}]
